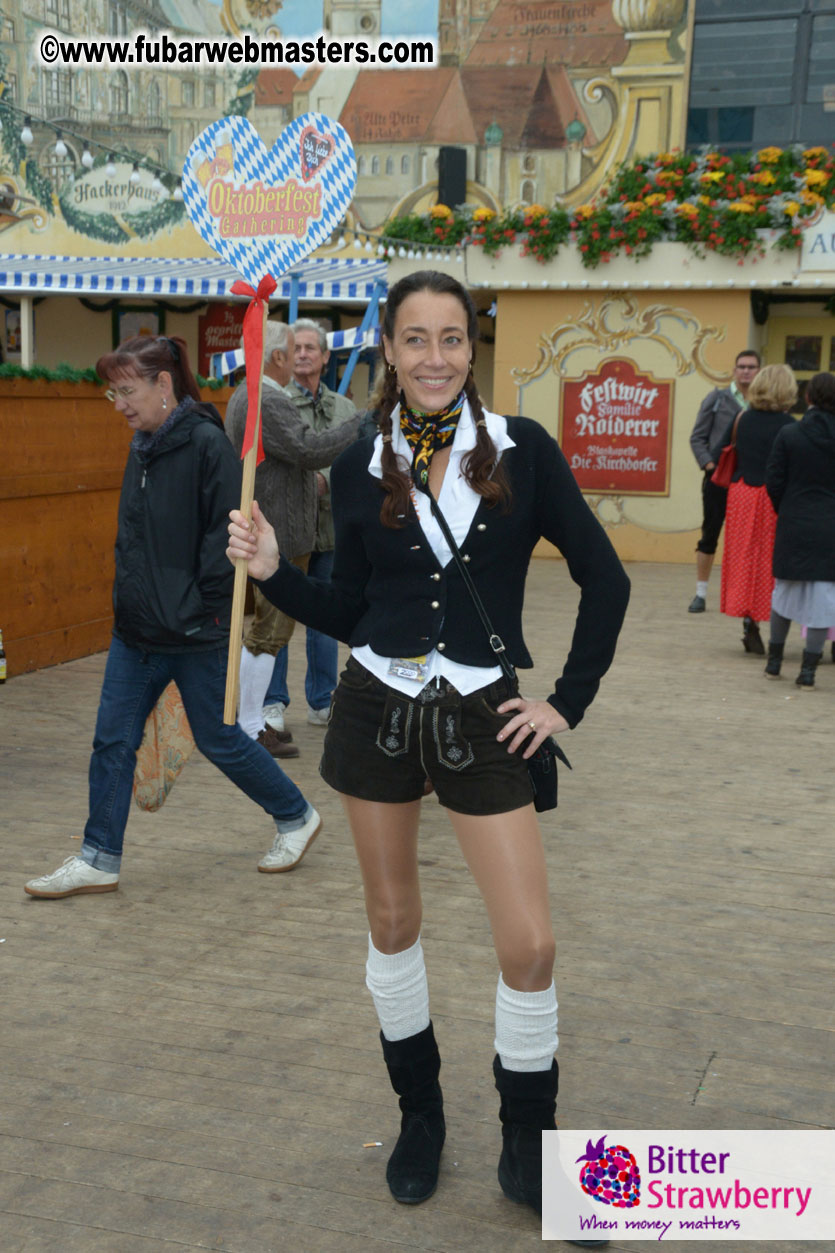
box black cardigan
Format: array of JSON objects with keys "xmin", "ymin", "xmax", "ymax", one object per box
[
  {"xmin": 766, "ymin": 406, "xmax": 835, "ymax": 582},
  {"xmin": 257, "ymin": 416, "xmax": 630, "ymax": 728},
  {"xmin": 710, "ymin": 407, "xmax": 795, "ymax": 486}
]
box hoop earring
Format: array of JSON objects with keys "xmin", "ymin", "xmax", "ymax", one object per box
[{"xmin": 387, "ymin": 360, "xmax": 397, "ymax": 375}]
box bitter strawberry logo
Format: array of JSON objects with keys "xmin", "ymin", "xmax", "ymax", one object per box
[{"xmin": 577, "ymin": 1136, "xmax": 641, "ymax": 1208}]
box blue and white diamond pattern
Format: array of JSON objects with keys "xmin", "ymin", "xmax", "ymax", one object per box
[{"xmin": 182, "ymin": 113, "xmax": 357, "ymax": 288}]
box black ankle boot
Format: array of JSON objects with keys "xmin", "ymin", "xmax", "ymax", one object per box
[
  {"xmin": 742, "ymin": 618, "xmax": 765, "ymax": 654},
  {"xmin": 380, "ymin": 1022, "xmax": 445, "ymax": 1204},
  {"xmin": 795, "ymin": 649, "xmax": 821, "ymax": 690},
  {"xmin": 764, "ymin": 641, "xmax": 784, "ymax": 678}
]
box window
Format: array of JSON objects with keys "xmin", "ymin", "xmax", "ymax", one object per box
[
  {"xmin": 109, "ymin": 2, "xmax": 126, "ymax": 34},
  {"xmin": 5, "ymin": 72, "xmax": 16, "ymax": 101},
  {"xmin": 520, "ymin": 179, "xmax": 535, "ymax": 203},
  {"xmin": 371, "ymin": 155, "xmax": 380, "ymax": 174},
  {"xmin": 204, "ymin": 81, "xmax": 216, "ymax": 108},
  {"xmin": 523, "ymin": 153, "xmax": 536, "ymax": 173},
  {"xmin": 43, "ymin": 69, "xmax": 71, "ymax": 109},
  {"xmin": 3, "ymin": 16, "xmax": 15, "ymax": 40},
  {"xmin": 182, "ymin": 80, "xmax": 195, "ymax": 108},
  {"xmin": 385, "ymin": 156, "xmax": 394, "ymax": 174},
  {"xmin": 149, "ymin": 80, "xmax": 161, "ymax": 123},
  {"xmin": 687, "ymin": 1, "xmax": 835, "ymax": 150},
  {"xmin": 110, "ymin": 70, "xmax": 128, "ymax": 115},
  {"xmin": 357, "ymin": 154, "xmax": 366, "ymax": 175},
  {"xmin": 38, "ymin": 139, "xmax": 75, "ymax": 188},
  {"xmin": 401, "ymin": 154, "xmax": 409, "ymax": 174}
]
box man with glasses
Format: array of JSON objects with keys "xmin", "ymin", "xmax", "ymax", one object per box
[{"xmin": 688, "ymin": 350, "xmax": 760, "ymax": 613}]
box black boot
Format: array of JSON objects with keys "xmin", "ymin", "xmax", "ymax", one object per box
[
  {"xmin": 795, "ymin": 650, "xmax": 821, "ymax": 690},
  {"xmin": 494, "ymin": 1055, "xmax": 557, "ymax": 1213},
  {"xmin": 742, "ymin": 617, "xmax": 765, "ymax": 655},
  {"xmin": 764, "ymin": 641, "xmax": 784, "ymax": 679},
  {"xmin": 380, "ymin": 1022, "xmax": 445, "ymax": 1204},
  {"xmin": 493, "ymin": 1056, "xmax": 606, "ymax": 1246}
]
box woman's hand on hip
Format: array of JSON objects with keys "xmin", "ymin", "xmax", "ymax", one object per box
[
  {"xmin": 495, "ymin": 696, "xmax": 569, "ymax": 758},
  {"xmin": 226, "ymin": 499, "xmax": 280, "ymax": 581}
]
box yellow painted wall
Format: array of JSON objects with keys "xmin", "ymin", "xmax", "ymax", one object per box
[{"xmin": 493, "ymin": 287, "xmax": 754, "ymax": 563}]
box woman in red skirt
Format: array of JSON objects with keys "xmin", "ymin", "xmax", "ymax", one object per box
[{"xmin": 712, "ymin": 364, "xmax": 797, "ymax": 653}]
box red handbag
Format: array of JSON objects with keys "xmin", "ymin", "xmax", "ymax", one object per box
[{"xmin": 711, "ymin": 411, "xmax": 743, "ymax": 488}]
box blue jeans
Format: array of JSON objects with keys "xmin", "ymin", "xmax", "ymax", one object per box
[
  {"xmin": 82, "ymin": 636, "xmax": 309, "ymax": 873},
  {"xmin": 264, "ymin": 549, "xmax": 338, "ymax": 712}
]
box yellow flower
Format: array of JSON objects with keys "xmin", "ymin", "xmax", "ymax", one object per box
[
  {"xmin": 801, "ymin": 189, "xmax": 824, "ymax": 206},
  {"xmin": 803, "ymin": 147, "xmax": 828, "ymax": 161},
  {"xmin": 472, "ymin": 206, "xmax": 495, "ymax": 222},
  {"xmin": 574, "ymin": 203, "xmax": 596, "ymax": 220},
  {"xmin": 805, "ymin": 169, "xmax": 828, "ymax": 187},
  {"xmin": 751, "ymin": 170, "xmax": 776, "ymax": 186},
  {"xmin": 783, "ymin": 201, "xmax": 800, "ymax": 216},
  {"xmin": 697, "ymin": 194, "xmax": 712, "ymax": 206},
  {"xmin": 623, "ymin": 200, "xmax": 645, "ymax": 212},
  {"xmin": 644, "ymin": 192, "xmax": 666, "ymax": 206},
  {"xmin": 757, "ymin": 146, "xmax": 782, "ymax": 163},
  {"xmin": 430, "ymin": 204, "xmax": 452, "ymax": 218},
  {"xmin": 700, "ymin": 170, "xmax": 725, "ymax": 184},
  {"xmin": 675, "ymin": 202, "xmax": 699, "ymax": 216},
  {"xmin": 728, "ymin": 201, "xmax": 755, "ymax": 214}
]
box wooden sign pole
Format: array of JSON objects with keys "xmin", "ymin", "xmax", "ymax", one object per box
[{"xmin": 223, "ymin": 300, "xmax": 268, "ymax": 724}]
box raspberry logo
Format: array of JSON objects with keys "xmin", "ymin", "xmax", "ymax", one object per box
[{"xmin": 577, "ymin": 1136, "xmax": 641, "ymax": 1208}]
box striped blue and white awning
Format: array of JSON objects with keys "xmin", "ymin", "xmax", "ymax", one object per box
[
  {"xmin": 0, "ymin": 254, "xmax": 387, "ymax": 302},
  {"xmin": 210, "ymin": 324, "xmax": 380, "ymax": 379}
]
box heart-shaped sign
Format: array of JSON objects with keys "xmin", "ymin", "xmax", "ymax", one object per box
[{"xmin": 182, "ymin": 113, "xmax": 357, "ymax": 287}]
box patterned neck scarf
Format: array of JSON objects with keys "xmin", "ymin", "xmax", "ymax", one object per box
[{"xmin": 399, "ymin": 391, "xmax": 466, "ymax": 488}]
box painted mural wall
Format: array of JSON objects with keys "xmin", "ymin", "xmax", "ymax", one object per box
[{"xmin": 0, "ymin": 0, "xmax": 690, "ymax": 255}]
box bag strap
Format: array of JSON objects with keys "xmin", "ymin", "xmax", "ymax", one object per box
[
  {"xmin": 420, "ymin": 480, "xmax": 517, "ymax": 694},
  {"xmin": 729, "ymin": 409, "xmax": 743, "ymax": 446},
  {"xmin": 418, "ymin": 477, "xmax": 570, "ymax": 768}
]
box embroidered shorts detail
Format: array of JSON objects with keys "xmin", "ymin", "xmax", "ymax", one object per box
[{"xmin": 320, "ymin": 658, "xmax": 534, "ymax": 815}]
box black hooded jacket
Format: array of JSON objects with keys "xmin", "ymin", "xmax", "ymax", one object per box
[
  {"xmin": 113, "ymin": 401, "xmax": 242, "ymax": 652},
  {"xmin": 766, "ymin": 405, "xmax": 835, "ymax": 582}
]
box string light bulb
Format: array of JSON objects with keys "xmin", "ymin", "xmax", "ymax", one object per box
[
  {"xmin": 172, "ymin": 180, "xmax": 184, "ymax": 201},
  {"xmin": 20, "ymin": 116, "xmax": 34, "ymax": 147},
  {"xmin": 129, "ymin": 163, "xmax": 141, "ymax": 185},
  {"xmin": 54, "ymin": 130, "xmax": 68, "ymax": 159},
  {"xmin": 81, "ymin": 143, "xmax": 94, "ymax": 170},
  {"xmin": 105, "ymin": 153, "xmax": 117, "ymax": 176}
]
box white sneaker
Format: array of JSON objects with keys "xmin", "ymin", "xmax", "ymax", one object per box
[
  {"xmin": 263, "ymin": 702, "xmax": 287, "ymax": 732},
  {"xmin": 25, "ymin": 855, "xmax": 119, "ymax": 899},
  {"xmin": 307, "ymin": 705, "xmax": 330, "ymax": 726},
  {"xmin": 258, "ymin": 808, "xmax": 322, "ymax": 873}
]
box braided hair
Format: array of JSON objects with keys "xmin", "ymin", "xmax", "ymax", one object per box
[{"xmin": 377, "ymin": 270, "xmax": 509, "ymax": 527}]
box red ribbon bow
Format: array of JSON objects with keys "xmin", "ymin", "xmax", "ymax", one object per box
[{"xmin": 230, "ymin": 274, "xmax": 277, "ymax": 465}]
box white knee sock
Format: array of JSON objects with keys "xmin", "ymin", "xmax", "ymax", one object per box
[
  {"xmin": 238, "ymin": 647, "xmax": 275, "ymax": 739},
  {"xmin": 494, "ymin": 973, "xmax": 558, "ymax": 1072},
  {"xmin": 365, "ymin": 934, "xmax": 430, "ymax": 1042}
]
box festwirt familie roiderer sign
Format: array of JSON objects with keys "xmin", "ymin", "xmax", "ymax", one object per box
[
  {"xmin": 181, "ymin": 113, "xmax": 357, "ymax": 721},
  {"xmin": 560, "ymin": 358, "xmax": 672, "ymax": 496}
]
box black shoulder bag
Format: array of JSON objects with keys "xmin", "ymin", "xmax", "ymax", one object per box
[{"xmin": 420, "ymin": 482, "xmax": 570, "ymax": 812}]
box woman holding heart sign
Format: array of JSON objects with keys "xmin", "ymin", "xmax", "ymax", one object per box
[{"xmin": 227, "ymin": 271, "xmax": 629, "ymax": 1224}]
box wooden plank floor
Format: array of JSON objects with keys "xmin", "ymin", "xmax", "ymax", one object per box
[{"xmin": 1, "ymin": 560, "xmax": 832, "ymax": 1253}]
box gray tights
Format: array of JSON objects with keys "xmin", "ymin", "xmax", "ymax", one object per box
[{"xmin": 769, "ymin": 611, "xmax": 828, "ymax": 655}]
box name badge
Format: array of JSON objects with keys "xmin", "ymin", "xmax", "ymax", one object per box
[{"xmin": 388, "ymin": 655, "xmax": 428, "ymax": 683}]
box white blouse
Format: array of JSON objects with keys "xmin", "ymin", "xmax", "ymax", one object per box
[{"xmin": 352, "ymin": 400, "xmax": 516, "ymax": 696}]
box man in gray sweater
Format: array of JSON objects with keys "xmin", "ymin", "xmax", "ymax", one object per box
[
  {"xmin": 225, "ymin": 321, "xmax": 359, "ymax": 772},
  {"xmin": 687, "ymin": 349, "xmax": 759, "ymax": 613}
]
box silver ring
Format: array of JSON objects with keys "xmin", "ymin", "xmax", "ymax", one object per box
[{"xmin": 528, "ymin": 720, "xmax": 536, "ymax": 731}]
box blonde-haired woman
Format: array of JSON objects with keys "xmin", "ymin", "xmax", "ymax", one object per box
[{"xmin": 711, "ymin": 363, "xmax": 797, "ymax": 654}]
